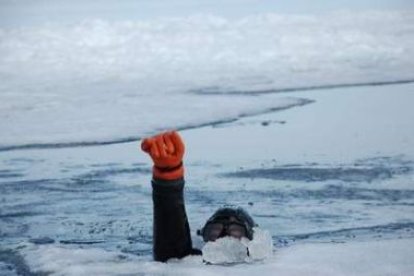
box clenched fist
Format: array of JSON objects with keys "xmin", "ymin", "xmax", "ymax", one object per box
[{"xmin": 141, "ymin": 131, "xmax": 185, "ymax": 180}]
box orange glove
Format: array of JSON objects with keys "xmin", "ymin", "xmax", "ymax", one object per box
[{"xmin": 141, "ymin": 131, "xmax": 185, "ymax": 180}]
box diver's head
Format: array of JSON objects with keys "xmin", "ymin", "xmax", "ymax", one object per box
[{"xmin": 198, "ymin": 206, "xmax": 257, "ymax": 242}]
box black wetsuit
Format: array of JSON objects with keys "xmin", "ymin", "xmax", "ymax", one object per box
[{"xmin": 152, "ymin": 177, "xmax": 201, "ymax": 262}]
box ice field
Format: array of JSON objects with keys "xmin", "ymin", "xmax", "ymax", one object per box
[
  {"xmin": 1, "ymin": 8, "xmax": 414, "ymax": 149},
  {"xmin": 1, "ymin": 84, "xmax": 414, "ymax": 275},
  {"xmin": 1, "ymin": 1, "xmax": 414, "ymax": 275}
]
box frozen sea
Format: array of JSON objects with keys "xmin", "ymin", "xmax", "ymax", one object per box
[
  {"xmin": 1, "ymin": 84, "xmax": 414, "ymax": 275},
  {"xmin": 1, "ymin": 1, "xmax": 414, "ymax": 275}
]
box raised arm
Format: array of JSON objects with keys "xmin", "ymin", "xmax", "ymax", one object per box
[{"xmin": 141, "ymin": 131, "xmax": 194, "ymax": 262}]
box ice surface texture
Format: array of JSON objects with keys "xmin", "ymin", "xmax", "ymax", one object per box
[
  {"xmin": 1, "ymin": 5, "xmax": 414, "ymax": 275},
  {"xmin": 19, "ymin": 239, "xmax": 414, "ymax": 276},
  {"xmin": 1, "ymin": 85, "xmax": 414, "ymax": 275},
  {"xmin": 1, "ymin": 11, "xmax": 413, "ymax": 148}
]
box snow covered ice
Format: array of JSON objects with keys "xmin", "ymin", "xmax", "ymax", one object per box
[
  {"xmin": 2, "ymin": 83, "xmax": 414, "ymax": 275},
  {"xmin": 1, "ymin": 1, "xmax": 414, "ymax": 275},
  {"xmin": 0, "ymin": 8, "xmax": 414, "ymax": 148},
  {"xmin": 18, "ymin": 239, "xmax": 414, "ymax": 276}
]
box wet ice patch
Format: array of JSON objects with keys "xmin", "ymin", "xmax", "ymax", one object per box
[
  {"xmin": 223, "ymin": 156, "xmax": 413, "ymax": 183},
  {"xmin": 0, "ymin": 261, "xmax": 18, "ymax": 276},
  {"xmin": 202, "ymin": 228, "xmax": 273, "ymax": 264},
  {"xmin": 0, "ymin": 249, "xmax": 32, "ymax": 276},
  {"xmin": 276, "ymin": 222, "xmax": 414, "ymax": 246},
  {"xmin": 0, "ymin": 169, "xmax": 24, "ymax": 179}
]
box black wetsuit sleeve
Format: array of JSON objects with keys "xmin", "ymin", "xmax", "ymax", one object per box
[{"xmin": 152, "ymin": 177, "xmax": 194, "ymax": 262}]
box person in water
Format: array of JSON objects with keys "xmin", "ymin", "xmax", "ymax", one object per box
[{"xmin": 141, "ymin": 131, "xmax": 257, "ymax": 262}]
